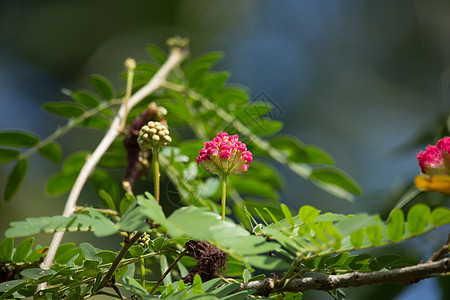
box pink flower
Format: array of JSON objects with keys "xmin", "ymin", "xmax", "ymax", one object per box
[
  {"xmin": 417, "ymin": 137, "xmax": 450, "ymax": 175},
  {"xmin": 197, "ymin": 132, "xmax": 253, "ymax": 176}
]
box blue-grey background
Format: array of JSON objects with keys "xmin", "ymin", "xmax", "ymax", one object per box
[{"xmin": 1, "ymin": 1, "xmax": 449, "ymax": 299}]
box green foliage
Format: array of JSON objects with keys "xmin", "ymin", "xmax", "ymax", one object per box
[
  {"xmin": 1, "ymin": 40, "xmax": 449, "ymax": 300},
  {"xmin": 89, "ymin": 74, "xmax": 115, "ymax": 100}
]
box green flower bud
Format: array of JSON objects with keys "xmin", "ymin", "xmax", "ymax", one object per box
[{"xmin": 138, "ymin": 121, "xmax": 172, "ymax": 150}]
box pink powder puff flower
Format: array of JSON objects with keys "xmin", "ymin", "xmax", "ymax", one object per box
[
  {"xmin": 197, "ymin": 132, "xmax": 253, "ymax": 176},
  {"xmin": 417, "ymin": 137, "xmax": 450, "ymax": 175}
]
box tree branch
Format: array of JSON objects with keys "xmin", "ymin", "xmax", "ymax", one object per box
[
  {"xmin": 37, "ymin": 45, "xmax": 188, "ymax": 288},
  {"xmin": 237, "ymin": 258, "xmax": 450, "ymax": 295}
]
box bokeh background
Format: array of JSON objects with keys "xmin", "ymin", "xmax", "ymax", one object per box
[{"xmin": 1, "ymin": 1, "xmax": 450, "ymax": 299}]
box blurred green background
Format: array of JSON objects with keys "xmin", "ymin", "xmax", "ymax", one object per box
[{"xmin": 1, "ymin": 1, "xmax": 450, "ymax": 299}]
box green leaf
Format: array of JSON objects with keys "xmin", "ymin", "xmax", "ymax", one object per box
[
  {"xmin": 310, "ymin": 168, "xmax": 362, "ymax": 201},
  {"xmin": 314, "ymin": 213, "xmax": 346, "ymax": 222},
  {"xmin": 281, "ymin": 204, "xmax": 294, "ymax": 227},
  {"xmin": 202, "ymin": 72, "xmax": 229, "ymax": 97},
  {"xmin": 98, "ymin": 189, "xmax": 117, "ymax": 211},
  {"xmin": 203, "ymin": 278, "xmax": 223, "ymax": 293},
  {"xmin": 95, "ymin": 250, "xmax": 117, "ymax": 264},
  {"xmin": 346, "ymin": 254, "xmax": 371, "ymax": 270},
  {"xmin": 216, "ymin": 88, "xmax": 249, "ymax": 108},
  {"xmin": 365, "ymin": 219, "xmax": 383, "ymax": 246},
  {"xmin": 243, "ymin": 256, "xmax": 290, "ymax": 271},
  {"xmin": 314, "ymin": 255, "xmax": 331, "ymax": 269},
  {"xmin": 430, "ymin": 207, "xmax": 450, "ymax": 226},
  {"xmin": 4, "ymin": 158, "xmax": 28, "ymax": 201},
  {"xmin": 161, "ymin": 255, "xmax": 172, "ymax": 286},
  {"xmin": 80, "ymin": 242, "xmax": 100, "ymax": 261},
  {"xmin": 147, "ymin": 44, "xmax": 167, "ymax": 64},
  {"xmin": 20, "ymin": 268, "xmax": 56, "ymax": 280},
  {"xmin": 63, "ymin": 152, "xmax": 88, "ymax": 174},
  {"xmin": 184, "ymin": 52, "xmax": 224, "ymax": 85},
  {"xmin": 246, "ymin": 161, "xmax": 284, "ymax": 190},
  {"xmin": 368, "ymin": 254, "xmax": 402, "ymax": 271},
  {"xmin": 242, "ymin": 269, "xmax": 251, "ymax": 283},
  {"xmin": 350, "ymin": 229, "xmax": 364, "ymax": 249},
  {"xmin": 210, "ymin": 283, "xmax": 240, "ymax": 298},
  {"xmin": 334, "ymin": 214, "xmax": 380, "ymax": 236},
  {"xmin": 25, "ymin": 246, "xmax": 48, "ymax": 263},
  {"xmin": 222, "ymin": 290, "xmax": 257, "ymax": 300},
  {"xmin": 197, "ymin": 177, "xmax": 220, "ymax": 198},
  {"xmin": 90, "ymin": 169, "xmax": 120, "ymax": 206},
  {"xmin": 0, "ymin": 279, "xmax": 27, "ymax": 293},
  {"xmin": 133, "ymin": 62, "xmax": 160, "ymax": 86},
  {"xmin": 99, "ymin": 151, "xmax": 127, "ymax": 168},
  {"xmin": 304, "ymin": 145, "xmax": 334, "ymax": 164},
  {"xmin": 0, "ymin": 238, "xmax": 14, "ymax": 261},
  {"xmin": 46, "ymin": 173, "xmax": 78, "ymax": 196},
  {"xmin": 178, "ymin": 262, "xmax": 189, "ymax": 278},
  {"xmin": 54, "ymin": 243, "xmax": 80, "ymax": 264},
  {"xmin": 269, "ymin": 135, "xmax": 307, "ymax": 163},
  {"xmin": 42, "ymin": 101, "xmax": 86, "ymax": 118},
  {"xmin": 38, "ymin": 141, "xmax": 62, "ymax": 164},
  {"xmin": 127, "ymin": 245, "xmax": 144, "ymax": 258},
  {"xmin": 122, "ymin": 275, "xmax": 149, "ymax": 296},
  {"xmin": 236, "ymin": 102, "xmax": 272, "ymax": 124},
  {"xmin": 89, "ymin": 74, "xmax": 114, "ymax": 100},
  {"xmin": 280, "ymin": 292, "xmax": 303, "ymax": 300},
  {"xmin": 183, "ymin": 162, "xmax": 198, "ymax": 180},
  {"xmin": 120, "ymin": 193, "xmax": 136, "ymax": 216},
  {"xmin": 0, "ymin": 148, "xmax": 19, "ymax": 164},
  {"xmin": 325, "ymin": 252, "xmax": 350, "ymax": 268},
  {"xmin": 406, "ymin": 203, "xmax": 431, "ymax": 235},
  {"xmin": 72, "ymin": 90, "xmax": 100, "ymax": 108},
  {"xmin": 0, "ymin": 131, "xmax": 40, "ymax": 148},
  {"xmin": 386, "ymin": 209, "xmax": 405, "ymax": 242},
  {"xmin": 299, "ymin": 205, "xmax": 320, "ymax": 224},
  {"xmin": 249, "ymin": 119, "xmax": 283, "ymax": 136},
  {"xmin": 80, "ymin": 116, "xmax": 110, "ymax": 129},
  {"xmin": 192, "ymin": 274, "xmax": 204, "ymax": 295},
  {"xmin": 12, "ymin": 237, "xmax": 34, "ymax": 263}
]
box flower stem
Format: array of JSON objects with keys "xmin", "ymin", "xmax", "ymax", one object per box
[
  {"xmin": 121, "ymin": 58, "xmax": 135, "ymax": 131},
  {"xmin": 140, "ymin": 257, "xmax": 146, "ymax": 288},
  {"xmin": 153, "ymin": 146, "xmax": 160, "ymax": 203},
  {"xmin": 221, "ymin": 175, "xmax": 228, "ymax": 220}
]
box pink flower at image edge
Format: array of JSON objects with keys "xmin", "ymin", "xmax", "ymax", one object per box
[
  {"xmin": 416, "ymin": 137, "xmax": 450, "ymax": 175},
  {"xmin": 196, "ymin": 132, "xmax": 253, "ymax": 176}
]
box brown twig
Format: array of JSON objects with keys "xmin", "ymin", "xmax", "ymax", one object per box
[
  {"xmin": 427, "ymin": 233, "xmax": 450, "ymax": 262},
  {"xmin": 237, "ymin": 258, "xmax": 450, "ymax": 295},
  {"xmin": 149, "ymin": 250, "xmax": 187, "ymax": 294},
  {"xmin": 94, "ymin": 232, "xmax": 144, "ymax": 292}
]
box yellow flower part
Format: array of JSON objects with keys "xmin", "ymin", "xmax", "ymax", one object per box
[{"xmin": 414, "ymin": 174, "xmax": 450, "ymax": 194}]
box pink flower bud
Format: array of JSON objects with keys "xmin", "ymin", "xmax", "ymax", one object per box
[
  {"xmin": 417, "ymin": 137, "xmax": 450, "ymax": 175},
  {"xmin": 197, "ymin": 132, "xmax": 253, "ymax": 176}
]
